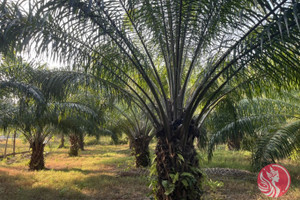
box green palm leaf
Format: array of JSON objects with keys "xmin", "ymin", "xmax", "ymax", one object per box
[{"xmin": 253, "ymin": 120, "xmax": 300, "ymax": 170}]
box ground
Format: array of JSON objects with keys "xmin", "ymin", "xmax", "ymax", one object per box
[{"xmin": 0, "ymin": 137, "xmax": 299, "ymax": 200}]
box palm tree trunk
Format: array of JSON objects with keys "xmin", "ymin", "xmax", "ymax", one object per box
[
  {"xmin": 29, "ymin": 139, "xmax": 45, "ymax": 170},
  {"xmin": 4, "ymin": 132, "xmax": 9, "ymax": 158},
  {"xmin": 132, "ymin": 136, "xmax": 151, "ymax": 167},
  {"xmin": 69, "ymin": 134, "xmax": 79, "ymax": 156},
  {"xmin": 58, "ymin": 134, "xmax": 65, "ymax": 148},
  {"xmin": 155, "ymin": 122, "xmax": 203, "ymax": 199},
  {"xmin": 95, "ymin": 135, "xmax": 100, "ymax": 143},
  {"xmin": 227, "ymin": 135, "xmax": 241, "ymax": 150},
  {"xmin": 13, "ymin": 131, "xmax": 16, "ymax": 156},
  {"xmin": 78, "ymin": 133, "xmax": 84, "ymax": 151}
]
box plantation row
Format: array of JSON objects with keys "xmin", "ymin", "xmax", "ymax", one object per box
[{"xmin": 1, "ymin": 1, "xmax": 299, "ymax": 199}]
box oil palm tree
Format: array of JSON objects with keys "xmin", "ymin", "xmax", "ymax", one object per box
[
  {"xmin": 0, "ymin": 57, "xmax": 100, "ymax": 169},
  {"xmin": 1, "ymin": 1, "xmax": 299, "ymax": 198},
  {"xmin": 110, "ymin": 105, "xmax": 155, "ymax": 167},
  {"xmin": 206, "ymin": 91, "xmax": 300, "ymax": 171},
  {"xmin": 55, "ymin": 101, "xmax": 102, "ymax": 156}
]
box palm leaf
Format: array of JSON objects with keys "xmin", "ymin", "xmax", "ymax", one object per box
[{"xmin": 253, "ymin": 120, "xmax": 300, "ymax": 170}]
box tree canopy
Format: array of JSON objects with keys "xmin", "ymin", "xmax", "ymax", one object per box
[{"xmin": 0, "ymin": 0, "xmax": 299, "ymax": 199}]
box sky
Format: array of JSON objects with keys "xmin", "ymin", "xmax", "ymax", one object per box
[
  {"xmin": 7, "ymin": 0, "xmax": 64, "ymax": 69},
  {"xmin": 21, "ymin": 51, "xmax": 65, "ymax": 70}
]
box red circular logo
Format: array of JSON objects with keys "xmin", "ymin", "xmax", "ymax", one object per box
[{"xmin": 257, "ymin": 164, "xmax": 291, "ymax": 198}]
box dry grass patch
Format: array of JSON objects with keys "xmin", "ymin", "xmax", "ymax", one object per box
[
  {"xmin": 0, "ymin": 139, "xmax": 299, "ymax": 200},
  {"xmin": 204, "ymin": 174, "xmax": 300, "ymax": 200},
  {"xmin": 0, "ymin": 143, "xmax": 150, "ymax": 200}
]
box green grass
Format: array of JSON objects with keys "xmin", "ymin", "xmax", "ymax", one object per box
[
  {"xmin": 200, "ymin": 145, "xmax": 252, "ymax": 171},
  {"xmin": 0, "ymin": 137, "xmax": 299, "ymax": 200},
  {"xmin": 201, "ymin": 145, "xmax": 300, "ymax": 200},
  {"xmin": 0, "ymin": 138, "xmax": 29, "ymax": 155},
  {"xmin": 0, "ymin": 140, "xmax": 149, "ymax": 200}
]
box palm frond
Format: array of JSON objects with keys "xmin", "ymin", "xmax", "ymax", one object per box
[
  {"xmin": 0, "ymin": 0, "xmax": 299, "ymax": 141},
  {"xmin": 207, "ymin": 114, "xmax": 287, "ymax": 160},
  {"xmin": 0, "ymin": 81, "xmax": 45, "ymax": 104},
  {"xmin": 206, "ymin": 91, "xmax": 300, "ymax": 161},
  {"xmin": 252, "ymin": 120, "xmax": 300, "ymax": 171}
]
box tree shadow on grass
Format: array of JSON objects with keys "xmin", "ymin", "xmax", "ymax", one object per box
[
  {"xmin": 50, "ymin": 167, "xmax": 116, "ymax": 175},
  {"xmin": 39, "ymin": 168, "xmax": 150, "ymax": 199},
  {"xmin": 80, "ymin": 148, "xmax": 131, "ymax": 156},
  {"xmin": 0, "ymin": 170, "xmax": 90, "ymax": 200},
  {"xmin": 72, "ymin": 174, "xmax": 151, "ymax": 200}
]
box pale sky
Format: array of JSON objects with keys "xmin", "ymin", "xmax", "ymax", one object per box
[
  {"xmin": 21, "ymin": 51, "xmax": 65, "ymax": 70},
  {"xmin": 8, "ymin": 0, "xmax": 65, "ymax": 70}
]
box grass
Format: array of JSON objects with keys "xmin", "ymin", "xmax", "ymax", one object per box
[
  {"xmin": 200, "ymin": 145, "xmax": 252, "ymax": 171},
  {"xmin": 0, "ymin": 138, "xmax": 29, "ymax": 155},
  {"xmin": 0, "ymin": 138, "xmax": 150, "ymax": 200},
  {"xmin": 200, "ymin": 145, "xmax": 300, "ymax": 200},
  {"xmin": 0, "ymin": 136, "xmax": 299, "ymax": 200}
]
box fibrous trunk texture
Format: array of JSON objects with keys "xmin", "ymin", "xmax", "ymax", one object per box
[
  {"xmin": 227, "ymin": 135, "xmax": 241, "ymax": 150},
  {"xmin": 131, "ymin": 136, "xmax": 151, "ymax": 167},
  {"xmin": 29, "ymin": 140, "xmax": 45, "ymax": 170},
  {"xmin": 4, "ymin": 133, "xmax": 9, "ymax": 158},
  {"xmin": 58, "ymin": 134, "xmax": 65, "ymax": 148},
  {"xmin": 69, "ymin": 134, "xmax": 79, "ymax": 156},
  {"xmin": 155, "ymin": 120, "xmax": 203, "ymax": 200},
  {"xmin": 78, "ymin": 133, "xmax": 84, "ymax": 151},
  {"xmin": 13, "ymin": 131, "xmax": 16, "ymax": 156}
]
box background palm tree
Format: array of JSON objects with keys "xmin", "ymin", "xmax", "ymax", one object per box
[
  {"xmin": 57, "ymin": 133, "xmax": 66, "ymax": 148},
  {"xmin": 1, "ymin": 0, "xmax": 299, "ymax": 198},
  {"xmin": 205, "ymin": 90, "xmax": 300, "ymax": 171},
  {"xmin": 54, "ymin": 101, "xmax": 101, "ymax": 156},
  {"xmin": 110, "ymin": 105, "xmax": 155, "ymax": 167},
  {"xmin": 0, "ymin": 56, "xmax": 100, "ymax": 169}
]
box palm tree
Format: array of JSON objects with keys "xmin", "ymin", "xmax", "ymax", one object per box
[
  {"xmin": 1, "ymin": 1, "xmax": 299, "ymax": 198},
  {"xmin": 0, "ymin": 57, "xmax": 100, "ymax": 169},
  {"xmin": 62, "ymin": 91, "xmax": 110, "ymax": 154},
  {"xmin": 78, "ymin": 132, "xmax": 85, "ymax": 150},
  {"xmin": 110, "ymin": 105, "xmax": 155, "ymax": 167},
  {"xmin": 57, "ymin": 134, "xmax": 65, "ymax": 148},
  {"xmin": 206, "ymin": 91, "xmax": 300, "ymax": 171},
  {"xmin": 0, "ymin": 58, "xmax": 49, "ymax": 170},
  {"xmin": 55, "ymin": 102, "xmax": 101, "ymax": 156}
]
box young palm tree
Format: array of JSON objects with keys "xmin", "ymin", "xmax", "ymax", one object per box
[
  {"xmin": 62, "ymin": 91, "xmax": 110, "ymax": 154},
  {"xmin": 1, "ymin": 1, "xmax": 299, "ymax": 198},
  {"xmin": 55, "ymin": 103, "xmax": 101, "ymax": 156},
  {"xmin": 78, "ymin": 132, "xmax": 85, "ymax": 151},
  {"xmin": 111, "ymin": 105, "xmax": 155, "ymax": 167},
  {"xmin": 58, "ymin": 134, "xmax": 65, "ymax": 148},
  {"xmin": 206, "ymin": 91, "xmax": 300, "ymax": 171},
  {"xmin": 0, "ymin": 57, "xmax": 100, "ymax": 169}
]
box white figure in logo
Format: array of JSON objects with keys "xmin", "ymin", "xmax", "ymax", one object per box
[{"xmin": 258, "ymin": 167, "xmax": 280, "ymax": 197}]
